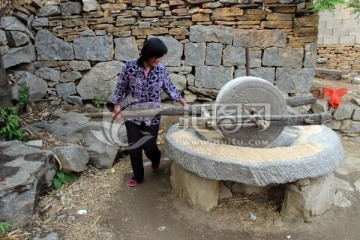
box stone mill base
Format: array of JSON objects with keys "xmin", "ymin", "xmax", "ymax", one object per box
[{"xmin": 170, "ymin": 162, "xmax": 336, "ymax": 222}]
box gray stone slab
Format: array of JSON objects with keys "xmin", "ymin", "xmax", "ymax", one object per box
[
  {"xmin": 56, "ymin": 82, "xmax": 77, "ymax": 97},
  {"xmin": 0, "ymin": 30, "xmax": 7, "ymax": 45},
  {"xmin": 170, "ymin": 163, "xmax": 219, "ymax": 211},
  {"xmin": 114, "ymin": 37, "xmax": 139, "ymax": 61},
  {"xmin": 233, "ymin": 29, "xmax": 287, "ymax": 48},
  {"xmin": 184, "ymin": 42, "xmax": 205, "ymax": 66},
  {"xmin": 6, "ymin": 31, "xmax": 30, "ymax": 47},
  {"xmin": 194, "ymin": 66, "xmax": 233, "ymax": 89},
  {"xmin": 64, "ymin": 96, "xmax": 83, "ymax": 106},
  {"xmin": 275, "ymin": 68, "xmax": 315, "ymax": 93},
  {"xmin": 340, "ymin": 120, "xmax": 360, "ymax": 134},
  {"xmin": 304, "ymin": 42, "xmax": 317, "ymax": 68},
  {"xmin": 83, "ymin": 0, "xmax": 100, "ymax": 12},
  {"xmin": 74, "ymin": 35, "xmax": 113, "ymax": 61},
  {"xmin": 2, "ymin": 44, "xmax": 36, "ymax": 68},
  {"xmin": 165, "ymin": 124, "xmax": 344, "ymax": 186},
  {"xmin": 281, "ymin": 173, "xmax": 335, "ymax": 222},
  {"xmin": 1, "ymin": 16, "xmax": 27, "ymax": 32},
  {"xmin": 69, "ymin": 61, "xmax": 91, "ymax": 71},
  {"xmin": 32, "ymin": 17, "xmax": 49, "ymax": 27},
  {"xmin": 60, "ymin": 71, "xmax": 82, "ymax": 82},
  {"xmin": 35, "ymin": 30, "xmax": 74, "ymax": 60},
  {"xmin": 333, "ymin": 103, "xmax": 355, "ymax": 120},
  {"xmin": 60, "ymin": 1, "xmax": 82, "ymax": 16},
  {"xmin": 0, "ymin": 141, "xmax": 54, "ymax": 228},
  {"xmin": 190, "ymin": 25, "xmax": 234, "ymax": 44},
  {"xmin": 235, "ymin": 67, "xmax": 275, "ymax": 83},
  {"xmin": 206, "ymin": 43, "xmax": 223, "ymax": 66},
  {"xmin": 36, "ymin": 67, "xmax": 60, "ymax": 82},
  {"xmin": 263, "ymin": 47, "xmax": 303, "ymax": 68},
  {"xmin": 223, "ymin": 46, "xmax": 246, "ymax": 66},
  {"xmin": 37, "ymin": 6, "xmax": 61, "ymax": 17}
]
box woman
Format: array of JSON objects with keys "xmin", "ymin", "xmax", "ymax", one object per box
[{"xmin": 112, "ymin": 38, "xmax": 188, "ymax": 187}]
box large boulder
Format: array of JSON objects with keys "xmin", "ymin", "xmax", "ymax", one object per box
[
  {"xmin": 77, "ymin": 61, "xmax": 123, "ymax": 101},
  {"xmin": 0, "ymin": 141, "xmax": 55, "ymax": 228},
  {"xmin": 12, "ymin": 71, "xmax": 48, "ymax": 100},
  {"xmin": 52, "ymin": 146, "xmax": 89, "ymax": 173},
  {"xmin": 31, "ymin": 111, "xmax": 127, "ymax": 168}
]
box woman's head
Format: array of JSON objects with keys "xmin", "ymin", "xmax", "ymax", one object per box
[{"xmin": 139, "ymin": 38, "xmax": 168, "ymax": 67}]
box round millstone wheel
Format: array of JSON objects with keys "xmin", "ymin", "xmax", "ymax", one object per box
[{"xmin": 215, "ymin": 76, "xmax": 288, "ymax": 148}]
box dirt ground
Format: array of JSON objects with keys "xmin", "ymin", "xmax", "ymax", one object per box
[{"xmin": 2, "ymin": 77, "xmax": 360, "ymax": 240}]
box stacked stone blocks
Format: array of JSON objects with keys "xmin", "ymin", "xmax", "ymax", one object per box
[
  {"xmin": 1, "ymin": 0, "xmax": 319, "ymax": 104},
  {"xmin": 317, "ymin": 4, "xmax": 360, "ymax": 74}
]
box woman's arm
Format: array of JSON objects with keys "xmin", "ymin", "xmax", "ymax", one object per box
[{"xmin": 112, "ymin": 64, "xmax": 129, "ymax": 120}]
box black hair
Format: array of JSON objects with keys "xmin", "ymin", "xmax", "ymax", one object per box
[{"xmin": 138, "ymin": 38, "xmax": 168, "ymax": 66}]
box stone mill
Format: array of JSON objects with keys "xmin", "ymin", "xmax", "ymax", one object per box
[{"xmin": 164, "ymin": 76, "xmax": 344, "ymax": 222}]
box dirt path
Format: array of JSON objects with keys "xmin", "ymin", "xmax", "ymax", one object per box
[{"xmin": 102, "ymin": 141, "xmax": 360, "ymax": 240}]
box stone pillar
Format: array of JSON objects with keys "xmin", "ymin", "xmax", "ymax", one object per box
[
  {"xmin": 170, "ymin": 162, "xmax": 219, "ymax": 211},
  {"xmin": 280, "ymin": 173, "xmax": 336, "ymax": 222}
]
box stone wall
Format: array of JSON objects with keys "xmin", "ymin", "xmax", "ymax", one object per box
[
  {"xmin": 1, "ymin": 0, "xmax": 319, "ymax": 105},
  {"xmin": 317, "ymin": 5, "xmax": 360, "ymax": 75}
]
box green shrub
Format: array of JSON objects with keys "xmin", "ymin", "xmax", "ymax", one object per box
[{"xmin": 0, "ymin": 86, "xmax": 29, "ymax": 141}]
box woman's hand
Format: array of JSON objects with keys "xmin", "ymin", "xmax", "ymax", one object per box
[
  {"xmin": 179, "ymin": 98, "xmax": 189, "ymax": 107},
  {"xmin": 113, "ymin": 104, "xmax": 122, "ymax": 120},
  {"xmin": 112, "ymin": 111, "xmax": 122, "ymax": 121}
]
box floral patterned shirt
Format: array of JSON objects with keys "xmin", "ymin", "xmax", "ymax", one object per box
[{"xmin": 112, "ymin": 59, "xmax": 182, "ymax": 126}]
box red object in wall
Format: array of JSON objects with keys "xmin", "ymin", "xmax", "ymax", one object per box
[{"xmin": 322, "ymin": 87, "xmax": 348, "ymax": 108}]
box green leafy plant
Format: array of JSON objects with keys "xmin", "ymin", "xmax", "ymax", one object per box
[
  {"xmin": 0, "ymin": 86, "xmax": 29, "ymax": 141},
  {"xmin": 17, "ymin": 85, "xmax": 30, "ymax": 109},
  {"xmin": 93, "ymin": 96, "xmax": 101, "ymax": 109},
  {"xmin": 0, "ymin": 221, "xmax": 11, "ymax": 235},
  {"xmin": 348, "ymin": 0, "xmax": 360, "ymax": 16},
  {"xmin": 313, "ymin": 0, "xmax": 345, "ymax": 12},
  {"xmin": 53, "ymin": 164, "xmax": 77, "ymax": 190},
  {"xmin": 313, "ymin": 0, "xmax": 360, "ymax": 16}
]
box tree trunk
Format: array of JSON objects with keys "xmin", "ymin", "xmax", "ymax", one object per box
[{"xmin": 0, "ymin": 55, "xmax": 13, "ymax": 108}]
